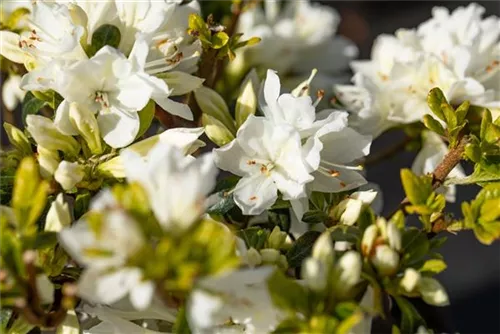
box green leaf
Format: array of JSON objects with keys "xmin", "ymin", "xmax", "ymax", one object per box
[
  {"xmin": 268, "ymin": 209, "xmax": 291, "ymax": 233},
  {"xmin": 441, "ymin": 102, "xmax": 457, "ymax": 129},
  {"xmin": 286, "ymin": 231, "xmax": 321, "ymax": 268},
  {"xmin": 464, "ymin": 142, "xmax": 481, "ymax": 163},
  {"xmin": 237, "ymin": 227, "xmax": 269, "ymax": 250},
  {"xmin": 445, "ymin": 165, "xmax": 500, "ymax": 186},
  {"xmin": 480, "ymin": 108, "xmax": 492, "ymax": 141},
  {"xmin": 74, "ymin": 192, "xmax": 91, "ymax": 220},
  {"xmin": 22, "ymin": 92, "xmax": 48, "ymax": 125},
  {"xmin": 206, "ymin": 191, "xmax": 235, "ymax": 215},
  {"xmin": 173, "ymin": 307, "xmax": 191, "ymax": 334},
  {"xmin": 394, "ymin": 296, "xmax": 425, "ymax": 334},
  {"xmin": 429, "ymin": 236, "xmax": 447, "ymax": 249},
  {"xmin": 211, "ymin": 31, "xmax": 229, "ymax": 49},
  {"xmin": 267, "ymin": 270, "xmax": 308, "ymax": 314},
  {"xmin": 400, "ymin": 169, "xmax": 432, "ymax": 206},
  {"xmin": 302, "ymin": 210, "xmax": 328, "ymax": 224},
  {"xmin": 427, "ymin": 88, "xmax": 447, "ymax": 122},
  {"xmin": 136, "ymin": 100, "xmax": 155, "ymax": 139},
  {"xmin": 455, "ymin": 100, "xmax": 470, "ymax": 124},
  {"xmin": 89, "ymin": 24, "xmax": 121, "ymax": 57},
  {"xmin": 419, "ymin": 259, "xmax": 447, "ymax": 274},
  {"xmin": 187, "ymin": 13, "xmax": 211, "ymax": 45},
  {"xmin": 423, "ymin": 115, "xmax": 445, "ymax": 136},
  {"xmin": 401, "ymin": 228, "xmax": 430, "ymax": 266}
]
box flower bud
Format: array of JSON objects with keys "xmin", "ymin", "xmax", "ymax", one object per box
[
  {"xmin": 372, "ymin": 245, "xmax": 399, "ymax": 276},
  {"xmin": 54, "ymin": 161, "xmax": 85, "ymax": 190},
  {"xmin": 26, "ymin": 115, "xmax": 80, "ymax": 156},
  {"xmin": 36, "ymin": 274, "xmax": 54, "ymax": 305},
  {"xmin": 245, "ymin": 247, "xmax": 262, "ymax": 268},
  {"xmin": 278, "ymin": 254, "xmax": 288, "ymax": 270},
  {"xmin": 302, "ymin": 258, "xmax": 327, "ymax": 292},
  {"xmin": 400, "ymin": 268, "xmax": 420, "ymax": 293},
  {"xmin": 338, "ymin": 198, "xmax": 363, "ymax": 226},
  {"xmin": 45, "ymin": 194, "xmax": 71, "ymax": 232},
  {"xmin": 194, "ymin": 86, "xmax": 236, "ymax": 135},
  {"xmin": 201, "ymin": 113, "xmax": 235, "ymax": 147},
  {"xmin": 3, "ymin": 122, "xmax": 31, "ymax": 156},
  {"xmin": 37, "ymin": 146, "xmax": 60, "ymax": 179},
  {"xmin": 267, "ymin": 226, "xmax": 287, "ymax": 249},
  {"xmin": 361, "ymin": 224, "xmax": 378, "ymax": 256},
  {"xmin": 387, "ymin": 221, "xmax": 402, "ymax": 251},
  {"xmin": 312, "ymin": 231, "xmax": 335, "ymax": 265},
  {"xmin": 260, "ymin": 248, "xmax": 281, "ymax": 264},
  {"xmin": 337, "ymin": 251, "xmax": 362, "ymax": 289},
  {"xmin": 69, "ymin": 102, "xmax": 103, "ymax": 155},
  {"xmin": 235, "ymin": 69, "xmax": 258, "ymax": 128},
  {"xmin": 418, "ymin": 277, "xmax": 449, "ymax": 306}
]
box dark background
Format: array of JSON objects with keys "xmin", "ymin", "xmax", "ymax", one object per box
[{"xmin": 326, "ymin": 1, "xmax": 500, "ymax": 333}]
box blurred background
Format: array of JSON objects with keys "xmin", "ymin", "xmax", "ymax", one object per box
[{"xmin": 328, "ymin": 1, "xmax": 500, "ymax": 333}]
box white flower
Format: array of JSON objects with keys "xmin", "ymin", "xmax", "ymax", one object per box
[
  {"xmin": 412, "ymin": 131, "xmax": 466, "ymax": 202},
  {"xmin": 187, "ymin": 267, "xmax": 283, "ymax": 334},
  {"xmin": 97, "ymin": 127, "xmax": 205, "ymax": 178},
  {"xmin": 52, "ymin": 36, "xmax": 192, "ymax": 148},
  {"xmin": 145, "ymin": 1, "xmax": 202, "ymax": 75},
  {"xmin": 341, "ymin": 3, "xmax": 500, "ymax": 137},
  {"xmin": 45, "ymin": 194, "xmax": 71, "ymax": 232},
  {"xmin": 303, "ymin": 111, "xmax": 371, "ymax": 194},
  {"xmin": 18, "ymin": 1, "xmax": 85, "ymax": 63},
  {"xmin": 236, "ymin": 0, "xmax": 356, "ymax": 75},
  {"xmin": 59, "ymin": 190, "xmax": 153, "ymax": 309},
  {"xmin": 214, "ymin": 115, "xmax": 313, "ymax": 215},
  {"xmin": 54, "ymin": 161, "xmax": 85, "ymax": 191},
  {"xmin": 121, "ymin": 142, "xmax": 217, "ymax": 232},
  {"xmin": 260, "ymin": 69, "xmax": 340, "ymax": 138},
  {"xmin": 114, "ymin": 0, "xmax": 178, "ymax": 54},
  {"xmin": 2, "ymin": 74, "xmax": 25, "ymax": 111}
]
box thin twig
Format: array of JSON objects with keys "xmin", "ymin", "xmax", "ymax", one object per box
[{"xmin": 386, "ymin": 136, "xmax": 469, "ymax": 219}]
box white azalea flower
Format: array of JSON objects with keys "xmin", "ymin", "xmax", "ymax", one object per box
[
  {"xmin": 121, "ymin": 142, "xmax": 217, "ymax": 232},
  {"xmin": 59, "ymin": 190, "xmax": 153, "ymax": 309},
  {"xmin": 145, "ymin": 0, "xmax": 202, "ymax": 75},
  {"xmin": 260, "ymin": 69, "xmax": 340, "ymax": 138},
  {"xmin": 187, "ymin": 267, "xmax": 283, "ymax": 334},
  {"xmin": 51, "ymin": 36, "xmax": 192, "ymax": 148},
  {"xmin": 97, "ymin": 127, "xmax": 205, "ymax": 178},
  {"xmin": 114, "ymin": 0, "xmax": 178, "ymax": 54},
  {"xmin": 236, "ymin": 0, "xmax": 357, "ymax": 75},
  {"xmin": 214, "ymin": 115, "xmax": 313, "ymax": 215},
  {"xmin": 2, "ymin": 74, "xmax": 25, "ymax": 111},
  {"xmin": 17, "ymin": 1, "xmax": 85, "ymax": 63},
  {"xmin": 341, "ymin": 3, "xmax": 500, "ymax": 137},
  {"xmin": 412, "ymin": 131, "xmax": 465, "ymax": 202}
]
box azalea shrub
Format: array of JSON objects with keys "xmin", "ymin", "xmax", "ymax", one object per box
[{"xmin": 0, "ymin": 1, "xmax": 499, "ymax": 333}]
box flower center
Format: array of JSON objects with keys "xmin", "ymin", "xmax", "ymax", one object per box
[{"xmin": 94, "ymin": 91, "xmax": 110, "ymax": 109}]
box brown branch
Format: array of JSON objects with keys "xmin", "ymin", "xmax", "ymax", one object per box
[{"xmin": 387, "ymin": 135, "xmax": 469, "ymax": 219}]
